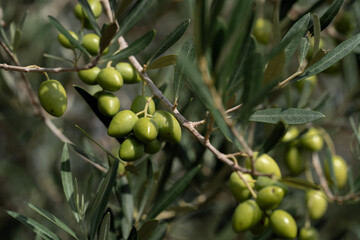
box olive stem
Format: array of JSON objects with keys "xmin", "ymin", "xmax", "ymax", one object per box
[{"xmin": 236, "ymin": 170, "xmax": 257, "ymax": 199}]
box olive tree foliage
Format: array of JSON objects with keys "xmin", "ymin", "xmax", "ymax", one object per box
[{"xmin": 2, "ymin": 0, "xmax": 360, "ymax": 239}]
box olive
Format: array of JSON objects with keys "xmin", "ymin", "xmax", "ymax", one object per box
[
  {"xmin": 256, "ymin": 186, "xmax": 285, "ymax": 210},
  {"xmin": 38, "ymin": 79, "xmax": 67, "ymax": 117},
  {"xmin": 252, "ymin": 18, "xmax": 272, "ymax": 44},
  {"xmin": 229, "ymin": 172, "xmax": 254, "ymax": 202},
  {"xmin": 282, "ymin": 126, "xmax": 299, "ymax": 143},
  {"xmin": 130, "ymin": 96, "xmax": 156, "ymax": 117},
  {"xmin": 299, "ymin": 226, "xmax": 319, "ymax": 240},
  {"xmin": 285, "ymin": 146, "xmax": 304, "ymax": 175},
  {"xmin": 119, "ymin": 137, "xmax": 144, "ymax": 161},
  {"xmin": 270, "ymin": 209, "xmax": 298, "ymax": 239},
  {"xmin": 74, "ymin": 0, "xmax": 102, "ymax": 20},
  {"xmin": 78, "ymin": 67, "xmax": 100, "ymax": 85},
  {"xmin": 107, "ymin": 110, "xmax": 139, "ymax": 138},
  {"xmin": 232, "ymin": 199, "xmax": 263, "ymax": 233},
  {"xmin": 300, "ymin": 128, "xmax": 324, "ymax": 152},
  {"xmin": 82, "ymin": 33, "xmax": 108, "ymax": 56},
  {"xmin": 144, "ymin": 138, "xmax": 163, "ymax": 154},
  {"xmin": 96, "ymin": 67, "xmax": 123, "ymax": 92},
  {"xmin": 115, "ymin": 62, "xmax": 141, "ymax": 84},
  {"xmin": 152, "ymin": 110, "xmax": 182, "ymax": 143},
  {"xmin": 246, "ymin": 153, "xmax": 281, "ymax": 178},
  {"xmin": 295, "ymin": 75, "xmax": 317, "ymax": 93},
  {"xmin": 324, "ymin": 155, "xmax": 348, "ymax": 189},
  {"xmin": 97, "ymin": 91, "xmax": 120, "ymax": 117},
  {"xmin": 57, "ymin": 31, "xmax": 78, "ymax": 49},
  {"xmin": 306, "ymin": 190, "xmax": 327, "ymax": 220},
  {"xmin": 133, "ymin": 117, "xmax": 158, "ymax": 143}
]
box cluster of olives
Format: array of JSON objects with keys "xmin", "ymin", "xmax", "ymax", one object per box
[{"xmin": 229, "ymin": 153, "xmax": 298, "ymax": 239}]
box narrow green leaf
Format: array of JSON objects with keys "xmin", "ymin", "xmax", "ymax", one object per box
[
  {"xmin": 100, "ymin": 23, "xmax": 118, "ymax": 53},
  {"xmin": 194, "ymin": 0, "xmax": 206, "ymax": 56},
  {"xmin": 309, "ymin": 0, "xmax": 344, "ymax": 34},
  {"xmin": 299, "ymin": 37, "xmax": 310, "ymax": 66},
  {"xmin": 263, "ymin": 51, "xmax": 285, "ymax": 84},
  {"xmin": 249, "ymin": 108, "xmax": 325, "ymax": 125},
  {"xmin": 117, "ymin": 177, "xmax": 134, "ymax": 226},
  {"xmin": 174, "ymin": 39, "xmax": 195, "ymax": 102},
  {"xmin": 98, "ymin": 212, "xmax": 111, "ymax": 240},
  {"xmin": 7, "ymin": 211, "xmax": 61, "ymax": 240},
  {"xmin": 61, "ymin": 144, "xmax": 80, "ymax": 222},
  {"xmin": 26, "ymin": 203, "xmax": 79, "ymax": 240},
  {"xmin": 89, "ymin": 160, "xmax": 118, "ymax": 239},
  {"xmin": 12, "ymin": 28, "xmax": 21, "ymax": 52},
  {"xmin": 43, "ymin": 53, "xmax": 74, "ymax": 64},
  {"xmin": 114, "ymin": 0, "xmax": 155, "ymax": 41},
  {"xmin": 147, "ymin": 165, "xmax": 201, "ymax": 219},
  {"xmin": 295, "ymin": 33, "xmax": 360, "ymax": 81},
  {"xmin": 78, "ymin": 0, "xmax": 101, "ymax": 35},
  {"xmin": 138, "ymin": 220, "xmax": 159, "ymax": 240},
  {"xmin": 313, "ymin": 14, "xmax": 321, "ymax": 58},
  {"xmin": 148, "ymin": 223, "xmax": 167, "ymax": 240},
  {"xmin": 147, "ymin": 19, "xmax": 190, "ymax": 64},
  {"xmin": 127, "ymin": 226, "xmax": 138, "ymax": 240},
  {"xmin": 280, "ymin": 177, "xmax": 321, "ymax": 191},
  {"xmin": 48, "ymin": 16, "xmax": 90, "ymax": 57},
  {"xmin": 105, "ymin": 30, "xmax": 155, "ymax": 62},
  {"xmin": 147, "ymin": 55, "xmax": 177, "ymax": 70},
  {"xmin": 136, "ymin": 160, "xmax": 154, "ymax": 221},
  {"xmin": 0, "ymin": 26, "xmax": 12, "ymax": 49},
  {"xmin": 115, "ymin": 0, "xmax": 133, "ymax": 18}
]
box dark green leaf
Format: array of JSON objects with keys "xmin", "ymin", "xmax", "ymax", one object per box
[
  {"xmin": 89, "ymin": 160, "xmax": 118, "ymax": 239},
  {"xmin": 117, "ymin": 177, "xmax": 134, "ymax": 226},
  {"xmin": 100, "ymin": 23, "xmax": 118, "ymax": 53},
  {"xmin": 148, "ymin": 223, "xmax": 167, "ymax": 240},
  {"xmin": 194, "ymin": 0, "xmax": 206, "ymax": 56},
  {"xmin": 147, "ymin": 55, "xmax": 177, "ymax": 70},
  {"xmin": 74, "ymin": 85, "xmax": 112, "ymax": 128},
  {"xmin": 127, "ymin": 226, "xmax": 138, "ymax": 240},
  {"xmin": 105, "ymin": 30, "xmax": 155, "ymax": 62},
  {"xmin": 61, "ymin": 144, "xmax": 80, "ymax": 222},
  {"xmin": 299, "ymin": 37, "xmax": 310, "ymax": 65},
  {"xmin": 114, "ymin": 0, "xmax": 155, "ymax": 41},
  {"xmin": 249, "ymin": 108, "xmax": 325, "ymax": 124},
  {"xmin": 136, "ymin": 160, "xmax": 154, "ymax": 221},
  {"xmin": 78, "ymin": 0, "xmax": 101, "ymax": 35},
  {"xmin": 48, "ymin": 16, "xmax": 90, "ymax": 57},
  {"xmin": 174, "ymin": 39, "xmax": 195, "ymax": 102},
  {"xmin": 147, "ymin": 165, "xmax": 201, "ymax": 219},
  {"xmin": 138, "ymin": 220, "xmax": 159, "ymax": 240},
  {"xmin": 115, "ymin": 0, "xmax": 133, "ymax": 18},
  {"xmin": 279, "ymin": 177, "xmax": 321, "ymax": 191},
  {"xmin": 309, "ymin": 0, "xmax": 344, "ymax": 34},
  {"xmin": 26, "ymin": 203, "xmax": 79, "ymax": 240},
  {"xmin": 99, "ymin": 212, "xmax": 111, "ymax": 240},
  {"xmin": 6, "ymin": 211, "xmax": 61, "ymax": 240},
  {"xmin": 259, "ymin": 122, "xmax": 286, "ymax": 154},
  {"xmin": 12, "ymin": 28, "xmax": 21, "ymax": 52},
  {"xmin": 147, "ymin": 19, "xmax": 190, "ymax": 64},
  {"xmin": 295, "ymin": 33, "xmax": 360, "ymax": 81},
  {"xmin": 263, "ymin": 51, "xmax": 285, "ymax": 84}
]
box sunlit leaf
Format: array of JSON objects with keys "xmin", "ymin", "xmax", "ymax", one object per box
[
  {"xmin": 147, "ymin": 55, "xmax": 177, "ymax": 70},
  {"xmin": 280, "ymin": 177, "xmax": 321, "ymax": 191},
  {"xmin": 138, "ymin": 219, "xmax": 159, "ymax": 240}
]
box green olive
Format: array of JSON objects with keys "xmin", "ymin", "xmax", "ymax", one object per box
[
  {"xmin": 324, "ymin": 155, "xmax": 348, "ymax": 189},
  {"xmin": 130, "ymin": 96, "xmax": 156, "ymax": 117},
  {"xmin": 229, "ymin": 172, "xmax": 254, "ymax": 202},
  {"xmin": 250, "ymin": 216, "xmax": 269, "ymax": 235},
  {"xmin": 78, "ymin": 67, "xmax": 100, "ymax": 85},
  {"xmin": 306, "ymin": 37, "xmax": 325, "ymax": 60},
  {"xmin": 299, "ymin": 227, "xmax": 319, "ymax": 240},
  {"xmin": 253, "ymin": 18, "xmax": 272, "ymax": 44},
  {"xmin": 152, "ymin": 110, "xmax": 182, "ymax": 143},
  {"xmin": 270, "ymin": 209, "xmax": 297, "ymax": 239},
  {"xmin": 38, "ymin": 80, "xmax": 67, "ymax": 117},
  {"xmin": 97, "ymin": 91, "xmax": 120, "ymax": 117},
  {"xmin": 74, "ymin": 3, "xmax": 84, "ymax": 20},
  {"xmin": 133, "ymin": 117, "xmax": 158, "ymax": 143},
  {"xmin": 74, "ymin": 0, "xmax": 102, "ymax": 20},
  {"xmin": 295, "ymin": 75, "xmax": 317, "ymax": 93},
  {"xmin": 334, "ymin": 12, "xmax": 355, "ymax": 36},
  {"xmin": 115, "ymin": 62, "xmax": 141, "ymax": 84},
  {"xmin": 300, "ymin": 127, "xmax": 324, "ymax": 152},
  {"xmin": 256, "ymin": 186, "xmax": 285, "ymax": 210},
  {"xmin": 255, "ymin": 176, "xmax": 289, "ymax": 195},
  {"xmin": 119, "ymin": 137, "xmax": 144, "ymax": 162},
  {"xmin": 285, "ymin": 146, "xmax": 304, "ymax": 175},
  {"xmin": 246, "ymin": 153, "xmax": 281, "ymax": 178},
  {"xmin": 57, "ymin": 31, "xmax": 78, "ymax": 49},
  {"xmin": 232, "ymin": 199, "xmax": 263, "ymax": 233},
  {"xmin": 82, "ymin": 33, "xmax": 100, "ymax": 56},
  {"xmin": 282, "ymin": 126, "xmax": 299, "ymax": 143},
  {"xmin": 306, "ymin": 190, "xmax": 327, "ymax": 220},
  {"xmin": 107, "ymin": 110, "xmax": 139, "ymax": 138},
  {"xmin": 144, "ymin": 138, "xmax": 163, "ymax": 154},
  {"xmin": 96, "ymin": 67, "xmax": 123, "ymax": 92}
]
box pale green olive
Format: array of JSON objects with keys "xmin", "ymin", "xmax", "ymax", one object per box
[
  {"xmin": 96, "ymin": 67, "xmax": 123, "ymax": 92},
  {"xmin": 299, "ymin": 226, "xmax": 319, "ymax": 240},
  {"xmin": 57, "ymin": 31, "xmax": 78, "ymax": 49},
  {"xmin": 97, "ymin": 91, "xmax": 120, "ymax": 117},
  {"xmin": 229, "ymin": 172, "xmax": 254, "ymax": 202},
  {"xmin": 306, "ymin": 190, "xmax": 328, "ymax": 220},
  {"xmin": 232, "ymin": 199, "xmax": 263, "ymax": 233},
  {"xmin": 133, "ymin": 117, "xmax": 158, "ymax": 143},
  {"xmin": 130, "ymin": 96, "xmax": 156, "ymax": 117},
  {"xmin": 107, "ymin": 110, "xmax": 139, "ymax": 138},
  {"xmin": 256, "ymin": 186, "xmax": 285, "ymax": 210},
  {"xmin": 78, "ymin": 67, "xmax": 100, "ymax": 85},
  {"xmin": 300, "ymin": 127, "xmax": 324, "ymax": 152},
  {"xmin": 119, "ymin": 137, "xmax": 144, "ymax": 161},
  {"xmin": 324, "ymin": 155, "xmax": 348, "ymax": 189},
  {"xmin": 115, "ymin": 62, "xmax": 141, "ymax": 84},
  {"xmin": 282, "ymin": 126, "xmax": 299, "ymax": 143},
  {"xmin": 152, "ymin": 110, "xmax": 182, "ymax": 143},
  {"xmin": 246, "ymin": 153, "xmax": 281, "ymax": 178},
  {"xmin": 285, "ymin": 146, "xmax": 304, "ymax": 175},
  {"xmin": 253, "ymin": 18, "xmax": 272, "ymax": 44},
  {"xmin": 270, "ymin": 209, "xmax": 298, "ymax": 239},
  {"xmin": 38, "ymin": 80, "xmax": 67, "ymax": 117}
]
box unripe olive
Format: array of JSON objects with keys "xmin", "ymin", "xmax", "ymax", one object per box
[
  {"xmin": 232, "ymin": 199, "xmax": 263, "ymax": 233},
  {"xmin": 133, "ymin": 117, "xmax": 158, "ymax": 143},
  {"xmin": 74, "ymin": 0, "xmax": 102, "ymax": 20},
  {"xmin": 282, "ymin": 126, "xmax": 299, "ymax": 143},
  {"xmin": 250, "ymin": 216, "xmax": 269, "ymax": 235},
  {"xmin": 82, "ymin": 33, "xmax": 100, "ymax": 56},
  {"xmin": 119, "ymin": 137, "xmax": 144, "ymax": 161},
  {"xmin": 295, "ymin": 75, "xmax": 317, "ymax": 93},
  {"xmin": 152, "ymin": 110, "xmax": 182, "ymax": 143},
  {"xmin": 300, "ymin": 128, "xmax": 324, "ymax": 152},
  {"xmin": 334, "ymin": 12, "xmax": 355, "ymax": 36},
  {"xmin": 96, "ymin": 67, "xmax": 123, "ymax": 92},
  {"xmin": 78, "ymin": 67, "xmax": 100, "ymax": 85},
  {"xmin": 255, "ymin": 176, "xmax": 289, "ymax": 195},
  {"xmin": 115, "ymin": 62, "xmax": 141, "ymax": 84},
  {"xmin": 97, "ymin": 91, "xmax": 120, "ymax": 117},
  {"xmin": 253, "ymin": 18, "xmax": 272, "ymax": 44},
  {"xmin": 109, "ymin": 158, "xmax": 125, "ymax": 176},
  {"xmin": 57, "ymin": 31, "xmax": 78, "ymax": 49},
  {"xmin": 38, "ymin": 80, "xmax": 67, "ymax": 117},
  {"xmin": 131, "ymin": 96, "xmax": 156, "ymax": 117},
  {"xmin": 108, "ymin": 110, "xmax": 138, "ymax": 138},
  {"xmin": 285, "ymin": 146, "xmax": 304, "ymax": 175},
  {"xmin": 324, "ymin": 155, "xmax": 348, "ymax": 189},
  {"xmin": 306, "ymin": 190, "xmax": 327, "ymax": 220},
  {"xmin": 270, "ymin": 209, "xmax": 297, "ymax": 239},
  {"xmin": 256, "ymin": 186, "xmax": 285, "ymax": 210},
  {"xmin": 229, "ymin": 172, "xmax": 254, "ymax": 202},
  {"xmin": 246, "ymin": 153, "xmax": 281, "ymax": 178},
  {"xmin": 144, "ymin": 138, "xmax": 163, "ymax": 154},
  {"xmin": 299, "ymin": 226, "xmax": 319, "ymax": 240},
  {"xmin": 306, "ymin": 37, "xmax": 325, "ymax": 59}
]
